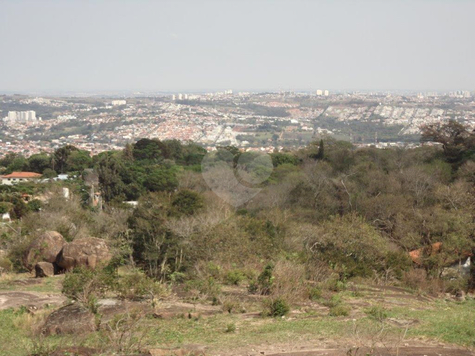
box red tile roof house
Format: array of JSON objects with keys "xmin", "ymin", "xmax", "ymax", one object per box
[{"xmin": 0, "ymin": 172, "xmax": 42, "ymax": 185}]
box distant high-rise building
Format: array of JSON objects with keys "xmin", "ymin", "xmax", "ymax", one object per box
[
  {"xmin": 7, "ymin": 111, "xmax": 17, "ymax": 121},
  {"xmin": 324, "ymin": 90, "xmax": 330, "ymax": 96},
  {"xmin": 316, "ymin": 90, "xmax": 323, "ymax": 96},
  {"xmin": 172, "ymin": 94, "xmax": 176, "ymax": 101},
  {"xmin": 111, "ymin": 100, "xmax": 126, "ymax": 106},
  {"xmin": 178, "ymin": 94, "xmax": 183, "ymax": 100},
  {"xmin": 6, "ymin": 110, "xmax": 37, "ymax": 122},
  {"xmin": 27, "ymin": 111, "xmax": 36, "ymax": 121}
]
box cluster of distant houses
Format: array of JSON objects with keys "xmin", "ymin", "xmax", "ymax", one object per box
[
  {"xmin": 0, "ymin": 171, "xmax": 72, "ymax": 223},
  {"xmin": 0, "ymin": 171, "xmax": 71, "ymax": 186}
]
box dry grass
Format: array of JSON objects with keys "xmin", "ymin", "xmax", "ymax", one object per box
[{"xmin": 271, "ymin": 259, "xmax": 308, "ymax": 302}]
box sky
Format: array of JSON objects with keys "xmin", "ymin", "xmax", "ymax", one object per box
[{"xmin": 0, "ymin": 0, "xmax": 474, "ymax": 93}]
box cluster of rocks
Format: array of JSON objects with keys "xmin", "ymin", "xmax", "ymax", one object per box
[{"xmin": 23, "ymin": 231, "xmax": 111, "ymax": 277}]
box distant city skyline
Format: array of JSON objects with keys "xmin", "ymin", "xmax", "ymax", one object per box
[{"xmin": 1, "ymin": 0, "xmax": 474, "ymax": 93}]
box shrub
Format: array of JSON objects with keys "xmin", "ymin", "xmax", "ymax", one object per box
[
  {"xmin": 444, "ymin": 278, "xmax": 468, "ymax": 295},
  {"xmin": 263, "ymin": 297, "xmax": 290, "ymax": 317},
  {"xmin": 365, "ymin": 305, "xmax": 388, "ymax": 322},
  {"xmin": 324, "ymin": 279, "xmax": 347, "ymax": 292},
  {"xmin": 270, "ymin": 259, "xmax": 308, "ymax": 303},
  {"xmin": 0, "ymin": 257, "xmax": 13, "ymax": 273},
  {"xmin": 222, "ymin": 296, "xmax": 246, "ymax": 314},
  {"xmin": 171, "ymin": 190, "xmax": 203, "ymax": 215},
  {"xmin": 308, "ymin": 287, "xmax": 322, "ymax": 301},
  {"xmin": 225, "ymin": 323, "xmax": 236, "ymax": 333},
  {"xmin": 329, "ymin": 304, "xmax": 350, "ymax": 317},
  {"xmin": 101, "ymin": 310, "xmax": 147, "ymax": 354},
  {"xmin": 225, "ymin": 270, "xmax": 246, "ymax": 286},
  {"xmin": 323, "ymin": 294, "xmax": 343, "ymax": 308},
  {"xmin": 249, "ymin": 263, "xmax": 274, "ymax": 295},
  {"xmin": 185, "ymin": 276, "xmax": 222, "ymax": 301},
  {"xmin": 62, "ymin": 267, "xmax": 117, "ymax": 312},
  {"xmin": 28, "ymin": 199, "xmax": 43, "ymax": 212},
  {"xmin": 307, "ymin": 215, "xmax": 390, "ymax": 279},
  {"xmin": 402, "ymin": 268, "xmax": 427, "ymax": 291},
  {"xmin": 115, "ymin": 270, "xmax": 166, "ymax": 301}
]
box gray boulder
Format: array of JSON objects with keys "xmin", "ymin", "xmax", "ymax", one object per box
[{"xmin": 42, "ymin": 304, "xmax": 96, "ymax": 335}]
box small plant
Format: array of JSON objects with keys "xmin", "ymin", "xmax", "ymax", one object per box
[
  {"xmin": 222, "ymin": 299, "xmax": 237, "ymax": 313},
  {"xmin": 225, "ymin": 270, "xmax": 246, "ymax": 285},
  {"xmin": 308, "ymin": 286, "xmax": 322, "ymax": 301},
  {"xmin": 102, "ymin": 311, "xmax": 147, "ymax": 354},
  {"xmin": 248, "ymin": 281, "xmax": 258, "ymax": 294},
  {"xmin": 0, "ymin": 256, "xmax": 13, "ymax": 273},
  {"xmin": 249, "ymin": 263, "xmax": 274, "ymax": 295},
  {"xmin": 328, "ymin": 279, "xmax": 347, "ymax": 292},
  {"xmin": 185, "ymin": 276, "xmax": 222, "ymax": 301},
  {"xmin": 263, "ymin": 297, "xmax": 290, "ymax": 317},
  {"xmin": 169, "ymin": 271, "xmax": 186, "ymax": 283},
  {"xmin": 323, "ymin": 294, "xmax": 342, "ymax": 308},
  {"xmin": 329, "ymin": 304, "xmax": 350, "ymax": 317},
  {"xmin": 225, "ymin": 323, "xmax": 236, "ymax": 333},
  {"xmin": 365, "ymin": 305, "xmax": 388, "ymax": 322}
]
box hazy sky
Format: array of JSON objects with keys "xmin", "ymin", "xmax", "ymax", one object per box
[{"xmin": 0, "ymin": 0, "xmax": 474, "ymax": 93}]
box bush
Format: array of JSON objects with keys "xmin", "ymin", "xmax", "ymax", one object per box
[
  {"xmin": 365, "ymin": 305, "xmax": 388, "ymax": 322},
  {"xmin": 225, "ymin": 323, "xmax": 236, "ymax": 333},
  {"xmin": 323, "ymin": 294, "xmax": 343, "ymax": 308},
  {"xmin": 62, "ymin": 267, "xmax": 117, "ymax": 312},
  {"xmin": 185, "ymin": 276, "xmax": 222, "ymax": 301},
  {"xmin": 249, "ymin": 263, "xmax": 274, "ymax": 295},
  {"xmin": 402, "ymin": 268, "xmax": 427, "ymax": 291},
  {"xmin": 329, "ymin": 304, "xmax": 350, "ymax": 317},
  {"xmin": 225, "ymin": 270, "xmax": 246, "ymax": 286},
  {"xmin": 222, "ymin": 297, "xmax": 245, "ymax": 314},
  {"xmin": 27, "ymin": 199, "xmax": 43, "ymax": 212},
  {"xmin": 115, "ymin": 270, "xmax": 166, "ymax": 301},
  {"xmin": 0, "ymin": 257, "xmax": 13, "ymax": 273},
  {"xmin": 308, "ymin": 287, "xmax": 322, "ymax": 301},
  {"xmin": 171, "ymin": 190, "xmax": 203, "ymax": 216},
  {"xmin": 444, "ymin": 278, "xmax": 468, "ymax": 295},
  {"xmin": 270, "ymin": 259, "xmax": 308, "ymax": 303},
  {"xmin": 263, "ymin": 297, "xmax": 290, "ymax": 317},
  {"xmin": 324, "ymin": 279, "xmax": 347, "ymax": 293},
  {"xmin": 307, "ymin": 215, "xmax": 390, "ymax": 279}
]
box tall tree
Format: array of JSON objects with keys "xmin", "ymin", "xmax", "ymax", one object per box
[{"xmin": 421, "ymin": 120, "xmax": 475, "ymax": 167}]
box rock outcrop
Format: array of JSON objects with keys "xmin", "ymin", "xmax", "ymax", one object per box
[
  {"xmin": 24, "ymin": 231, "xmax": 66, "ymax": 270},
  {"xmin": 35, "ymin": 262, "xmax": 55, "ymax": 278},
  {"xmin": 42, "ymin": 304, "xmax": 96, "ymax": 335},
  {"xmin": 56, "ymin": 237, "xmax": 111, "ymax": 271}
]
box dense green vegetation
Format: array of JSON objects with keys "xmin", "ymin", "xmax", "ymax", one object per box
[{"xmin": 0, "ymin": 120, "xmax": 474, "ymax": 285}]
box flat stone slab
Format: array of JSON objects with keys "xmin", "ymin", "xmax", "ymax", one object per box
[{"xmin": 0, "ymin": 291, "xmax": 66, "ymax": 310}]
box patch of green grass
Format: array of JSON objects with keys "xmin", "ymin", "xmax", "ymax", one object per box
[
  {"xmin": 388, "ymin": 299, "xmax": 475, "ymax": 346},
  {"xmin": 365, "ymin": 305, "xmax": 388, "ymax": 322},
  {"xmin": 144, "ymin": 314, "xmax": 350, "ymax": 351},
  {"xmin": 0, "ymin": 274, "xmax": 63, "ymax": 293}
]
